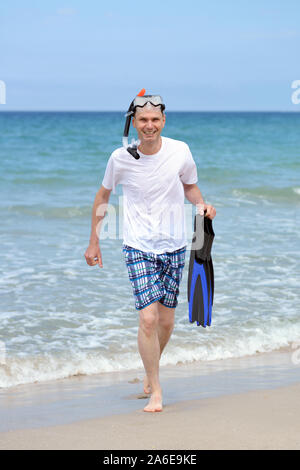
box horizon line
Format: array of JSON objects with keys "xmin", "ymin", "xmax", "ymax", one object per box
[{"xmin": 0, "ymin": 109, "xmax": 299, "ymax": 113}]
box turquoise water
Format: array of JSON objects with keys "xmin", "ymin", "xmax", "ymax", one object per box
[{"xmin": 0, "ymin": 111, "xmax": 299, "ymax": 388}]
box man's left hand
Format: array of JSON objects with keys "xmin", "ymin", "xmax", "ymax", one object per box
[{"xmin": 196, "ymin": 203, "xmax": 216, "ymax": 219}]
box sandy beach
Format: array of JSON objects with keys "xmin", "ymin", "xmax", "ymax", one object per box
[
  {"xmin": 0, "ymin": 382, "xmax": 299, "ymax": 450},
  {"xmin": 0, "ymin": 350, "xmax": 299, "ymax": 450}
]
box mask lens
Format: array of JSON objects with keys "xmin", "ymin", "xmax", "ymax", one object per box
[
  {"xmin": 134, "ymin": 95, "xmax": 164, "ymax": 108},
  {"xmin": 149, "ymin": 95, "xmax": 163, "ymax": 106}
]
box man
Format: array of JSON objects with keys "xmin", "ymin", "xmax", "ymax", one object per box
[{"xmin": 84, "ymin": 92, "xmax": 216, "ymax": 412}]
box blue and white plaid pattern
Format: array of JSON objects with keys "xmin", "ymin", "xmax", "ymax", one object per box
[{"xmin": 123, "ymin": 244, "xmax": 186, "ymax": 310}]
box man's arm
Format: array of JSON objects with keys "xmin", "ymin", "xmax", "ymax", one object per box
[
  {"xmin": 183, "ymin": 183, "xmax": 216, "ymax": 219},
  {"xmin": 84, "ymin": 185, "xmax": 112, "ymax": 267},
  {"xmin": 183, "ymin": 183, "xmax": 205, "ymax": 206}
]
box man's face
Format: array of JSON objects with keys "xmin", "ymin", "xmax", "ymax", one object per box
[{"xmin": 132, "ymin": 107, "xmax": 166, "ymax": 144}]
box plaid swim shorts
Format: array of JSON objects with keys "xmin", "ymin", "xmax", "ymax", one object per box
[{"xmin": 123, "ymin": 244, "xmax": 186, "ymax": 310}]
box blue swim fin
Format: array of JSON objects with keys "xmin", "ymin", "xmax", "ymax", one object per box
[{"xmin": 188, "ymin": 214, "xmax": 215, "ymax": 327}]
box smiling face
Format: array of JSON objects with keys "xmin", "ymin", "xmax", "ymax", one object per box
[{"xmin": 132, "ymin": 105, "xmax": 166, "ymax": 147}]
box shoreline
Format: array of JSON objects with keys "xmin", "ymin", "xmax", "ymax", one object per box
[
  {"xmin": 1, "ymin": 382, "xmax": 299, "ymax": 450},
  {"xmin": 0, "ymin": 348, "xmax": 299, "ymax": 449}
]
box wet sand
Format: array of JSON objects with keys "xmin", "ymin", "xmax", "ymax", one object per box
[
  {"xmin": 0, "ymin": 383, "xmax": 299, "ymax": 450},
  {"xmin": 0, "ymin": 350, "xmax": 300, "ymax": 450}
]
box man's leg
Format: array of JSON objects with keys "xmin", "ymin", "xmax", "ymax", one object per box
[
  {"xmin": 143, "ymin": 303, "xmax": 175, "ymax": 394},
  {"xmin": 157, "ymin": 302, "xmax": 175, "ymax": 355},
  {"xmin": 138, "ymin": 301, "xmax": 163, "ymax": 412}
]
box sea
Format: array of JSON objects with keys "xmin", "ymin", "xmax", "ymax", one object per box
[{"xmin": 0, "ymin": 111, "xmax": 299, "ymax": 388}]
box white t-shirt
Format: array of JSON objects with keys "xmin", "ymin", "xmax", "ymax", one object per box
[{"xmin": 102, "ymin": 136, "xmax": 198, "ymax": 254}]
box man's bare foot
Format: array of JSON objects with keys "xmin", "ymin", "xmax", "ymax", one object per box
[
  {"xmin": 143, "ymin": 376, "xmax": 151, "ymax": 394},
  {"xmin": 143, "ymin": 391, "xmax": 163, "ymax": 412}
]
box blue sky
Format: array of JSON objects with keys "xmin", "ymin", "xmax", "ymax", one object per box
[{"xmin": 1, "ymin": 0, "xmax": 300, "ymax": 111}]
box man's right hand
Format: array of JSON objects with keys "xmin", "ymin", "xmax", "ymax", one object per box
[{"xmin": 84, "ymin": 243, "xmax": 103, "ymax": 268}]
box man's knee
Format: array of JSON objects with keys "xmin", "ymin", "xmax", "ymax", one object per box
[
  {"xmin": 158, "ymin": 315, "xmax": 174, "ymax": 331},
  {"xmin": 139, "ymin": 308, "xmax": 159, "ymax": 335}
]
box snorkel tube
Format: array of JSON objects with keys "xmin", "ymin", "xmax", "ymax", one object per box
[{"xmin": 122, "ymin": 88, "xmax": 146, "ymax": 160}]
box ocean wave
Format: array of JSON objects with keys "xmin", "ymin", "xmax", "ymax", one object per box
[
  {"xmin": 5, "ymin": 204, "xmax": 92, "ymax": 218},
  {"xmin": 10, "ymin": 176, "xmax": 78, "ymax": 186},
  {"xmin": 1, "ymin": 319, "xmax": 299, "ymax": 389},
  {"xmin": 232, "ymin": 186, "xmax": 300, "ymax": 205},
  {"xmin": 293, "ymin": 187, "xmax": 300, "ymax": 196}
]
